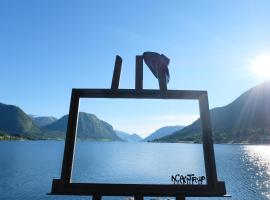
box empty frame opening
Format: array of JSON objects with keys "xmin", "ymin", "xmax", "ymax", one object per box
[{"xmin": 71, "ymin": 98, "xmax": 206, "ymax": 184}]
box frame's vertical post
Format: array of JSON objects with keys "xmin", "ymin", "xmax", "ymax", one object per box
[
  {"xmin": 135, "ymin": 55, "xmax": 143, "ymax": 90},
  {"xmin": 60, "ymin": 89, "xmax": 80, "ymax": 183},
  {"xmin": 199, "ymin": 92, "xmax": 218, "ymax": 188},
  {"xmin": 111, "ymin": 55, "xmax": 123, "ymax": 90}
]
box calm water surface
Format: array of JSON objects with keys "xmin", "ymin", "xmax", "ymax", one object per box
[{"xmin": 0, "ymin": 141, "xmax": 270, "ymax": 200}]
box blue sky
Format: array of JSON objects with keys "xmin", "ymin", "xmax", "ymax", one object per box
[{"xmin": 1, "ymin": 0, "xmax": 270, "ymax": 136}]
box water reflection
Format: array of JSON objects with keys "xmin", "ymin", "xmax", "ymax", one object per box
[
  {"xmin": 242, "ymin": 145, "xmax": 270, "ymax": 199},
  {"xmin": 72, "ymin": 142, "xmax": 205, "ymax": 184},
  {"xmin": 1, "ymin": 142, "xmax": 270, "ymax": 200}
]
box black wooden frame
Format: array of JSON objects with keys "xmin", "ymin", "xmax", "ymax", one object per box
[{"xmin": 50, "ymin": 55, "xmax": 227, "ymax": 199}]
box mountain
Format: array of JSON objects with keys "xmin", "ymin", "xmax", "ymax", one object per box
[
  {"xmin": 143, "ymin": 125, "xmax": 185, "ymax": 142},
  {"xmin": 0, "ymin": 102, "xmax": 40, "ymax": 135},
  {"xmin": 43, "ymin": 112, "xmax": 122, "ymax": 141},
  {"xmin": 0, "ymin": 102, "xmax": 123, "ymax": 141},
  {"xmin": 115, "ymin": 130, "xmax": 142, "ymax": 142},
  {"xmin": 157, "ymin": 81, "xmax": 270, "ymax": 144},
  {"xmin": 29, "ymin": 115, "xmax": 57, "ymax": 126}
]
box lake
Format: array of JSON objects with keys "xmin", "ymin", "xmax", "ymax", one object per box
[{"xmin": 0, "ymin": 141, "xmax": 270, "ymax": 200}]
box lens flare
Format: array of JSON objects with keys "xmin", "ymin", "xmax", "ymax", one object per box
[{"xmin": 250, "ymin": 54, "xmax": 270, "ymax": 80}]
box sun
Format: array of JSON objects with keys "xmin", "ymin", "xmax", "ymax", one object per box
[{"xmin": 250, "ymin": 54, "xmax": 270, "ymax": 80}]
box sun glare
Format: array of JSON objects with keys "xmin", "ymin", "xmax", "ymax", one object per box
[{"xmin": 250, "ymin": 54, "xmax": 270, "ymax": 80}]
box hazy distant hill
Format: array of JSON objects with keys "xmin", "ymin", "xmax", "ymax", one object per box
[
  {"xmin": 115, "ymin": 130, "xmax": 142, "ymax": 142},
  {"xmin": 143, "ymin": 125, "xmax": 184, "ymax": 142},
  {"xmin": 43, "ymin": 112, "xmax": 122, "ymax": 141},
  {"xmin": 157, "ymin": 81, "xmax": 270, "ymax": 144},
  {"xmin": 0, "ymin": 103, "xmax": 40, "ymax": 135},
  {"xmin": 29, "ymin": 115, "xmax": 57, "ymax": 127}
]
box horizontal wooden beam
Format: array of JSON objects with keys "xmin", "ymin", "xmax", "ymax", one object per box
[
  {"xmin": 51, "ymin": 179, "xmax": 226, "ymax": 197},
  {"xmin": 71, "ymin": 89, "xmax": 207, "ymax": 100}
]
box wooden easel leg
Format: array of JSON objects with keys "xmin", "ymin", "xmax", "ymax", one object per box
[
  {"xmin": 111, "ymin": 55, "xmax": 123, "ymax": 90},
  {"xmin": 92, "ymin": 194, "xmax": 101, "ymax": 200},
  {"xmin": 134, "ymin": 195, "xmax": 143, "ymax": 200},
  {"xmin": 135, "ymin": 55, "xmax": 143, "ymax": 91},
  {"xmin": 176, "ymin": 195, "xmax": 185, "ymax": 200}
]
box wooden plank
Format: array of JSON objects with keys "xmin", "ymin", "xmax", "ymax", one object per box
[
  {"xmin": 111, "ymin": 55, "xmax": 123, "ymax": 90},
  {"xmin": 51, "ymin": 181, "xmax": 226, "ymax": 197},
  {"xmin": 135, "ymin": 55, "xmax": 143, "ymax": 90}
]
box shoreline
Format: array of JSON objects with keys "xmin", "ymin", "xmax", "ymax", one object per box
[{"xmin": 1, "ymin": 138, "xmax": 270, "ymax": 145}]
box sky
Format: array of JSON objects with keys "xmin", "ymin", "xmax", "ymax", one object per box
[{"xmin": 1, "ymin": 0, "xmax": 270, "ymax": 137}]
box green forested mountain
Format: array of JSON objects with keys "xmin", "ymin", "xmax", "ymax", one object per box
[
  {"xmin": 43, "ymin": 112, "xmax": 122, "ymax": 141},
  {"xmin": 0, "ymin": 103, "xmax": 122, "ymax": 141},
  {"xmin": 0, "ymin": 103, "xmax": 40, "ymax": 135},
  {"xmin": 157, "ymin": 81, "xmax": 270, "ymax": 144}
]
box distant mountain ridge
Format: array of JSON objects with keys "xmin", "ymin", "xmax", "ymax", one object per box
[
  {"xmin": 29, "ymin": 115, "xmax": 57, "ymax": 127},
  {"xmin": 158, "ymin": 81, "xmax": 270, "ymax": 144},
  {"xmin": 143, "ymin": 125, "xmax": 184, "ymax": 141},
  {"xmin": 43, "ymin": 112, "xmax": 122, "ymax": 141},
  {"xmin": 115, "ymin": 130, "xmax": 142, "ymax": 142}
]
